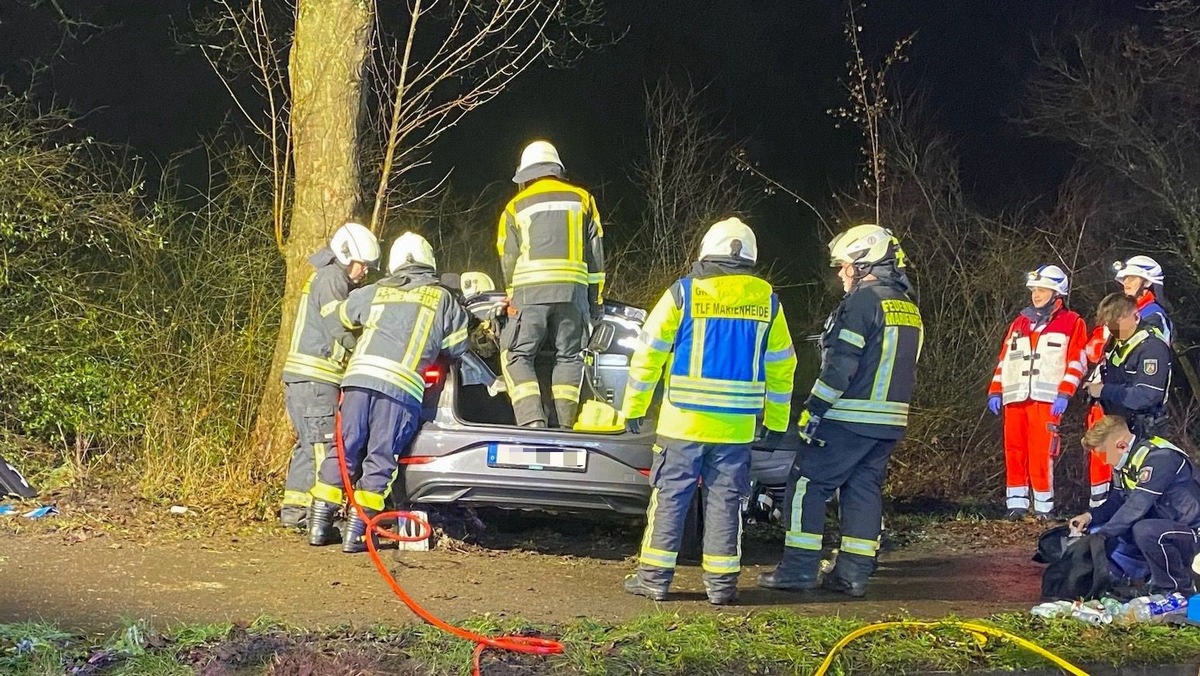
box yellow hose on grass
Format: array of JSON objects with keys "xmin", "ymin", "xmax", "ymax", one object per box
[{"xmin": 814, "ymin": 621, "xmax": 1089, "ymax": 676}]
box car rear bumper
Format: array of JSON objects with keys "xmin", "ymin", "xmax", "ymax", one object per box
[{"xmin": 400, "ymin": 426, "xmax": 653, "ymax": 516}]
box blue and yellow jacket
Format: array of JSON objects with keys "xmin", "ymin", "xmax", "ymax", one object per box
[{"xmin": 621, "ymin": 261, "xmax": 797, "ymax": 445}]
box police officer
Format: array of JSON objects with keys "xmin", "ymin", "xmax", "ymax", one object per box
[
  {"xmin": 279, "ymin": 221, "xmax": 380, "ymax": 529},
  {"xmin": 1071, "ymin": 415, "xmax": 1200, "ymax": 595},
  {"xmin": 1085, "ymin": 258, "xmax": 1174, "ymax": 505},
  {"xmin": 759, "ymin": 224, "xmax": 922, "ymax": 598},
  {"xmin": 308, "ymin": 233, "xmax": 470, "ymax": 552},
  {"xmin": 620, "ymin": 218, "xmax": 797, "ymax": 605},
  {"xmin": 1085, "ymin": 292, "xmax": 1171, "ymax": 440},
  {"xmin": 497, "ymin": 141, "xmax": 605, "ymax": 429}
]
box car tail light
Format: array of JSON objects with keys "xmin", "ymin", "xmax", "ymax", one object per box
[
  {"xmin": 399, "ymin": 456, "xmax": 435, "ymax": 465},
  {"xmin": 423, "ymin": 366, "xmax": 441, "ymax": 387},
  {"xmin": 638, "ymin": 468, "xmax": 651, "ymax": 477}
]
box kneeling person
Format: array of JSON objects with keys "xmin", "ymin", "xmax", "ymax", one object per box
[
  {"xmin": 1071, "ymin": 415, "xmax": 1200, "ymax": 595},
  {"xmin": 308, "ymin": 232, "xmax": 470, "ymax": 552}
]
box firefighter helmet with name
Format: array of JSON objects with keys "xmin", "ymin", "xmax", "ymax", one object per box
[{"xmin": 828, "ymin": 224, "xmax": 898, "ymax": 268}]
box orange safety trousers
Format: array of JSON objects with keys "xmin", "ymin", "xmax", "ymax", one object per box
[
  {"xmin": 1086, "ymin": 402, "xmax": 1111, "ymax": 506},
  {"xmin": 1003, "ymin": 400, "xmax": 1058, "ymax": 514}
]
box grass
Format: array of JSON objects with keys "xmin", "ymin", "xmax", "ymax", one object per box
[{"xmin": 3, "ymin": 611, "xmax": 1200, "ymax": 675}]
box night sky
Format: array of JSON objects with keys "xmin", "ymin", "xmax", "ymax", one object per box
[{"xmin": 1, "ymin": 1, "xmax": 1143, "ymax": 260}]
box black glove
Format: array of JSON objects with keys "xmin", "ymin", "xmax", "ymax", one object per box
[
  {"xmin": 625, "ymin": 417, "xmax": 644, "ymax": 434},
  {"xmin": 590, "ymin": 304, "xmax": 605, "ymax": 324}
]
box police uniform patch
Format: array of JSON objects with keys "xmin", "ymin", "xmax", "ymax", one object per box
[
  {"xmin": 1138, "ymin": 466, "xmax": 1154, "ymax": 484},
  {"xmin": 1144, "ymin": 359, "xmax": 1158, "ymax": 376}
]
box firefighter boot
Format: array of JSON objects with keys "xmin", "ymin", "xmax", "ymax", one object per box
[
  {"xmin": 622, "ymin": 574, "xmax": 669, "ymax": 601},
  {"xmin": 308, "ymin": 500, "xmax": 342, "ymax": 547},
  {"xmin": 823, "ymin": 552, "xmax": 873, "ymax": 597},
  {"xmin": 280, "ymin": 505, "xmax": 308, "ymax": 529},
  {"xmin": 342, "ymin": 507, "xmax": 380, "ymax": 554},
  {"xmin": 757, "ymin": 547, "xmax": 822, "ymax": 591}
]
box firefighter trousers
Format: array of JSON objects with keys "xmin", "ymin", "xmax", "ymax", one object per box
[
  {"xmin": 282, "ymin": 381, "xmax": 339, "ymax": 514},
  {"xmin": 783, "ymin": 421, "xmax": 895, "ymax": 583},
  {"xmin": 312, "ymin": 386, "xmax": 419, "ymax": 512},
  {"xmin": 1003, "ymin": 400, "xmax": 1058, "ymax": 515},
  {"xmin": 636, "ymin": 438, "xmax": 750, "ymax": 596},
  {"xmin": 500, "ymin": 301, "xmax": 586, "ymax": 428}
]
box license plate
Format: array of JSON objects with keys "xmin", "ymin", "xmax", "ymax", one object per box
[{"xmin": 487, "ymin": 444, "xmax": 587, "ymax": 472}]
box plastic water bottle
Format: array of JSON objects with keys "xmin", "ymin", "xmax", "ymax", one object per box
[
  {"xmin": 1031, "ymin": 600, "xmax": 1074, "ymax": 618},
  {"xmin": 1148, "ymin": 592, "xmax": 1189, "ymax": 617},
  {"xmin": 1070, "ymin": 600, "xmax": 1112, "ymax": 625}
]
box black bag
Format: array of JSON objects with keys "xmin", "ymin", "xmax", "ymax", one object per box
[
  {"xmin": 1032, "ymin": 525, "xmax": 1073, "ymax": 564},
  {"xmin": 0, "ymin": 453, "xmax": 37, "ymax": 499},
  {"xmin": 1040, "ymin": 532, "xmax": 1111, "ymax": 601}
]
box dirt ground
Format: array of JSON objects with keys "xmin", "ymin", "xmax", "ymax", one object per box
[{"xmin": 0, "ymin": 509, "xmax": 1047, "ymax": 635}]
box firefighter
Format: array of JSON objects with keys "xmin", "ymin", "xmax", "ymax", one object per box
[
  {"xmin": 986, "ymin": 265, "xmax": 1088, "ymax": 520},
  {"xmin": 759, "ymin": 224, "xmax": 922, "ymax": 598},
  {"xmin": 1071, "ymin": 414, "xmax": 1200, "ymax": 596},
  {"xmin": 308, "ymin": 233, "xmax": 470, "ymax": 552},
  {"xmin": 1085, "ymin": 292, "xmax": 1172, "ymax": 441},
  {"xmin": 497, "ymin": 140, "xmax": 605, "ymax": 429},
  {"xmin": 1084, "ymin": 257, "xmax": 1174, "ymax": 505},
  {"xmin": 279, "ymin": 221, "xmax": 380, "ymax": 529},
  {"xmin": 619, "ymin": 218, "xmax": 797, "ymax": 605}
]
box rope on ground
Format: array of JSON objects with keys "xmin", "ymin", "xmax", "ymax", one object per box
[{"xmin": 814, "ymin": 620, "xmax": 1089, "ymax": 676}]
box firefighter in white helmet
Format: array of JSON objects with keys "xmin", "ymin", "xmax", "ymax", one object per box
[
  {"xmin": 497, "ymin": 140, "xmax": 605, "ymax": 429},
  {"xmin": 620, "ymin": 217, "xmax": 796, "ymax": 604},
  {"xmin": 987, "ymin": 265, "xmax": 1087, "ymax": 520},
  {"xmin": 279, "ymin": 221, "xmax": 380, "ymax": 530},
  {"xmin": 308, "ymin": 232, "xmax": 470, "ymax": 552},
  {"xmin": 760, "ymin": 224, "xmax": 922, "ymax": 598}
]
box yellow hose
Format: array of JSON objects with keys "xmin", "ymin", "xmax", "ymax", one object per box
[{"xmin": 813, "ymin": 621, "xmax": 1089, "ymax": 676}]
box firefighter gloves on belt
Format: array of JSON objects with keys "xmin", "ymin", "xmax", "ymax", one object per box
[{"xmin": 987, "ymin": 394, "xmax": 1002, "ymax": 416}]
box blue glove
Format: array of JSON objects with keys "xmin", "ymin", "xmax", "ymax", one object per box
[
  {"xmin": 987, "ymin": 394, "xmax": 1002, "ymax": 416},
  {"xmin": 1050, "ymin": 394, "xmax": 1069, "ymax": 418},
  {"xmin": 625, "ymin": 417, "xmax": 644, "ymax": 434},
  {"xmin": 798, "ymin": 410, "xmax": 823, "ymax": 446}
]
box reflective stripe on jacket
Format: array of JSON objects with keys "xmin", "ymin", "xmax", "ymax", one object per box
[
  {"xmin": 282, "ymin": 248, "xmax": 355, "ymax": 385},
  {"xmin": 338, "ymin": 267, "xmax": 470, "ymax": 403},
  {"xmin": 497, "ymin": 177, "xmax": 605, "ymax": 307},
  {"xmin": 991, "ymin": 304, "xmax": 1088, "ymax": 405},
  {"xmin": 622, "ymin": 269, "xmax": 796, "ymax": 444},
  {"xmin": 806, "ymin": 279, "xmax": 923, "ymax": 439}
]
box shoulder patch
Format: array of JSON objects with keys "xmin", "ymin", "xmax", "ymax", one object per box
[
  {"xmin": 1144, "ymin": 359, "xmax": 1158, "ymax": 376},
  {"xmin": 1138, "ymin": 466, "xmax": 1154, "ymax": 484}
]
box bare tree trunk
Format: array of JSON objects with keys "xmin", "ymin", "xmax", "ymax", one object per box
[{"xmin": 250, "ymin": 0, "xmax": 373, "ymax": 475}]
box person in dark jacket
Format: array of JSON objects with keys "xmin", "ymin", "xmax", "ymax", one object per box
[
  {"xmin": 279, "ymin": 221, "xmax": 380, "ymax": 528},
  {"xmin": 1071, "ymin": 414, "xmax": 1200, "ymax": 595},
  {"xmin": 759, "ymin": 224, "xmax": 923, "ymax": 598}
]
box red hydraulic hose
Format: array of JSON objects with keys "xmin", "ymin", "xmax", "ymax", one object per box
[{"xmin": 333, "ymin": 396, "xmax": 563, "ymax": 675}]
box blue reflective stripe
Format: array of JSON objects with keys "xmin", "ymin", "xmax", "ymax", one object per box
[
  {"xmin": 838, "ymin": 329, "xmax": 866, "ymax": 348},
  {"xmin": 811, "ymin": 379, "xmax": 843, "ymax": 404},
  {"xmin": 765, "ymin": 345, "xmax": 795, "ymax": 362},
  {"xmin": 639, "ymin": 331, "xmax": 674, "ymax": 353},
  {"xmin": 627, "ymin": 377, "xmax": 656, "ymax": 393},
  {"xmin": 766, "ymin": 390, "xmax": 792, "ymax": 404}
]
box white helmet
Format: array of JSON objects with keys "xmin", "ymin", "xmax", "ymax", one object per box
[
  {"xmin": 829, "ymin": 224, "xmax": 896, "ymax": 267},
  {"xmin": 698, "ymin": 217, "xmax": 758, "ymax": 264},
  {"xmin": 513, "ymin": 140, "xmax": 565, "ymax": 183},
  {"xmin": 330, "ymin": 221, "xmax": 381, "ymax": 268},
  {"xmin": 1026, "ymin": 264, "xmax": 1069, "ymax": 296},
  {"xmin": 461, "ymin": 271, "xmax": 496, "ymax": 298},
  {"xmin": 388, "ymin": 232, "xmax": 436, "ymax": 274},
  {"xmin": 1113, "ymin": 255, "xmax": 1164, "ymax": 286}
]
